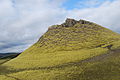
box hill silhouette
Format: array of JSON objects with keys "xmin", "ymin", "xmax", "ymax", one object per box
[{"xmin": 0, "ymin": 18, "xmax": 120, "ymax": 80}]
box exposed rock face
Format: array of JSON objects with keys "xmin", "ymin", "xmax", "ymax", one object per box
[
  {"xmin": 61, "ymin": 18, "xmax": 78, "ymax": 27},
  {"xmin": 79, "ymin": 20, "xmax": 93, "ymax": 25},
  {"xmin": 48, "ymin": 18, "xmax": 94, "ymax": 30},
  {"xmin": 61, "ymin": 18, "xmax": 93, "ymax": 27}
]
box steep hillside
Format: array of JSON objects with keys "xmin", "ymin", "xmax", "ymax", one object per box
[{"xmin": 0, "ymin": 18, "xmax": 120, "ymax": 80}]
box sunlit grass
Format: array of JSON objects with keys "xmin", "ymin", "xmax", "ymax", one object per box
[
  {"xmin": 0, "ymin": 75, "xmax": 16, "ymax": 80},
  {"xmin": 3, "ymin": 48, "xmax": 108, "ymax": 70},
  {"xmin": 0, "ymin": 20, "xmax": 120, "ymax": 80},
  {"xmin": 2, "ymin": 49, "xmax": 120, "ymax": 80}
]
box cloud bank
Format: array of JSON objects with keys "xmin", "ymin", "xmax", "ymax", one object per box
[{"xmin": 0, "ymin": 0, "xmax": 120, "ymax": 53}]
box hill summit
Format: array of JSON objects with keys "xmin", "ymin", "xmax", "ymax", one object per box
[
  {"xmin": 49, "ymin": 18, "xmax": 94, "ymax": 29},
  {"xmin": 37, "ymin": 18, "xmax": 119, "ymax": 52},
  {"xmin": 59, "ymin": 18, "xmax": 93, "ymax": 27}
]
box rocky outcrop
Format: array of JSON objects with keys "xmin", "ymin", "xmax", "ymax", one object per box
[
  {"xmin": 61, "ymin": 18, "xmax": 93, "ymax": 27},
  {"xmin": 61, "ymin": 18, "xmax": 78, "ymax": 27},
  {"xmin": 79, "ymin": 19, "xmax": 93, "ymax": 25},
  {"xmin": 48, "ymin": 18, "xmax": 94, "ymax": 30}
]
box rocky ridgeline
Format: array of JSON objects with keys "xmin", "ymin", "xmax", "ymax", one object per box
[
  {"xmin": 49, "ymin": 18, "xmax": 93, "ymax": 30},
  {"xmin": 61, "ymin": 18, "xmax": 93, "ymax": 27}
]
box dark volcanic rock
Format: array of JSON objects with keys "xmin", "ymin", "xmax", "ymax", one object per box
[
  {"xmin": 61, "ymin": 18, "xmax": 93, "ymax": 27},
  {"xmin": 61, "ymin": 18, "xmax": 78, "ymax": 27},
  {"xmin": 79, "ymin": 20, "xmax": 93, "ymax": 25},
  {"xmin": 48, "ymin": 18, "xmax": 95, "ymax": 30}
]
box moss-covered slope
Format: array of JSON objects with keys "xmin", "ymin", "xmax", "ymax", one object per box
[
  {"xmin": 3, "ymin": 19, "xmax": 120, "ymax": 68},
  {"xmin": 1, "ymin": 49, "xmax": 120, "ymax": 80},
  {"xmin": 1, "ymin": 18, "xmax": 120, "ymax": 80}
]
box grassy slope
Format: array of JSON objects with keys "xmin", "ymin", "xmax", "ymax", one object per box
[
  {"xmin": 1, "ymin": 49, "xmax": 120, "ymax": 80},
  {"xmin": 3, "ymin": 23, "xmax": 120, "ymax": 69},
  {"xmin": 0, "ymin": 59, "xmax": 10, "ymax": 65},
  {"xmin": 0, "ymin": 20, "xmax": 120, "ymax": 80}
]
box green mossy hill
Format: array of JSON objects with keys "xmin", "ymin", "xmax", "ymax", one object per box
[
  {"xmin": 3, "ymin": 18, "xmax": 120, "ymax": 69},
  {"xmin": 1, "ymin": 19, "xmax": 120, "ymax": 80},
  {"xmin": 34, "ymin": 18, "xmax": 119, "ymax": 52}
]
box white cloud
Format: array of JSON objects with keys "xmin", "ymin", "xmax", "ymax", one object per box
[
  {"xmin": 0, "ymin": 0, "xmax": 120, "ymax": 53},
  {"xmin": 0, "ymin": 0, "xmax": 66, "ymax": 52},
  {"xmin": 76, "ymin": 0, "xmax": 104, "ymax": 8}
]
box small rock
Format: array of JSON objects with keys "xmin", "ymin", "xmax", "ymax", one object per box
[{"xmin": 61, "ymin": 18, "xmax": 78, "ymax": 27}]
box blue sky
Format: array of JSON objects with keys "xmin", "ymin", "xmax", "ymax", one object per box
[
  {"xmin": 63, "ymin": 0, "xmax": 80, "ymax": 10},
  {"xmin": 0, "ymin": 0, "xmax": 120, "ymax": 53},
  {"xmin": 63, "ymin": 0, "xmax": 115, "ymax": 10}
]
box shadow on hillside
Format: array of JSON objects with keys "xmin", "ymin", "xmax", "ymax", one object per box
[
  {"xmin": 54, "ymin": 49, "xmax": 120, "ymax": 80},
  {"xmin": 0, "ymin": 65, "xmax": 19, "ymax": 75},
  {"xmin": 0, "ymin": 65, "xmax": 11, "ymax": 75}
]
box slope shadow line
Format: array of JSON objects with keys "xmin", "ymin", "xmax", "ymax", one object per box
[{"xmin": 4, "ymin": 74, "xmax": 21, "ymax": 80}]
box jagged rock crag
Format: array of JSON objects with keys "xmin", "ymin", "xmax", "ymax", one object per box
[
  {"xmin": 61, "ymin": 18, "xmax": 78, "ymax": 27},
  {"xmin": 49, "ymin": 18, "xmax": 93, "ymax": 30},
  {"xmin": 61, "ymin": 18, "xmax": 93, "ymax": 27}
]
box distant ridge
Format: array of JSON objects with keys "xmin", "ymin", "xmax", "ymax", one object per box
[{"xmin": 0, "ymin": 53, "xmax": 20, "ymax": 59}]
